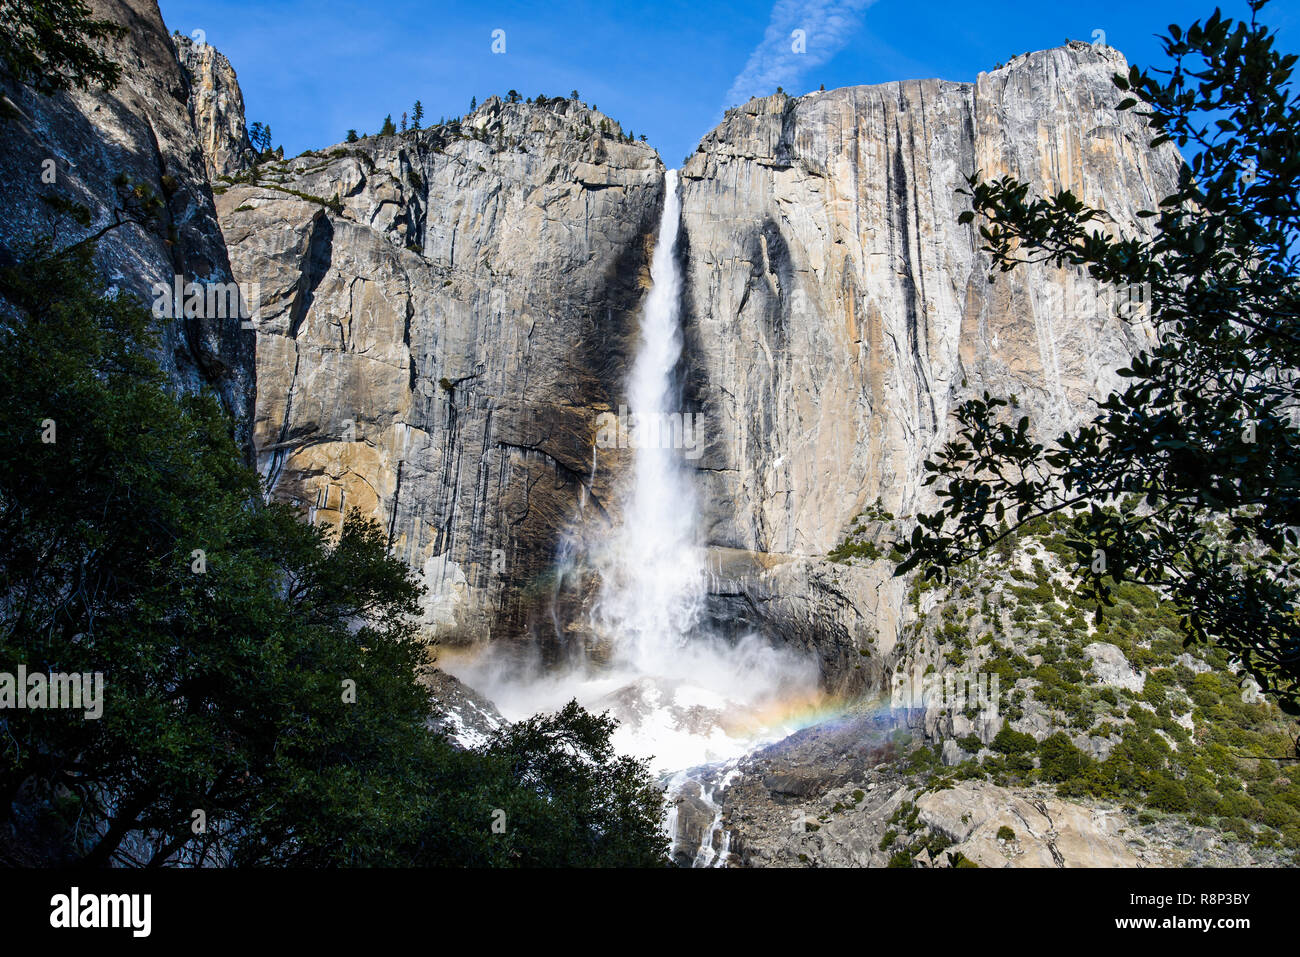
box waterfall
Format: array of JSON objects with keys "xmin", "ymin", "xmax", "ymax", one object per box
[
  {"xmin": 593, "ymin": 169, "xmax": 706, "ymax": 670},
  {"xmin": 579, "ymin": 170, "xmax": 820, "ymax": 775},
  {"xmin": 448, "ymin": 169, "xmax": 821, "ymax": 783}
]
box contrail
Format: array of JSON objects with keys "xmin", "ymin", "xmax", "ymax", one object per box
[{"xmin": 723, "ymin": 0, "xmax": 878, "ymax": 108}]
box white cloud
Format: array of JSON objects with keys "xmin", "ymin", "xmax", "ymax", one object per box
[{"xmin": 723, "ymin": 0, "xmax": 878, "ymax": 108}]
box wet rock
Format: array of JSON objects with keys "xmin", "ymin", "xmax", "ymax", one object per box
[
  {"xmin": 669, "ymin": 781, "xmax": 719, "ymax": 867},
  {"xmin": 424, "ymin": 669, "xmax": 505, "ymax": 750}
]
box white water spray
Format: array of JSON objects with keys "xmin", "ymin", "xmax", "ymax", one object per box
[
  {"xmin": 579, "ymin": 170, "xmax": 820, "ymax": 770},
  {"xmin": 593, "ymin": 170, "xmax": 706, "ymax": 669},
  {"xmin": 449, "ymin": 170, "xmax": 821, "ymax": 778}
]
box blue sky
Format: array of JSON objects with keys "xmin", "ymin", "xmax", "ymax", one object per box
[{"xmin": 158, "ymin": 0, "xmax": 1300, "ymax": 166}]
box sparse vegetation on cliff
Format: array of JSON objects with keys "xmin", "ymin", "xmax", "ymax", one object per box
[
  {"xmin": 897, "ymin": 0, "xmax": 1300, "ymax": 714},
  {"xmin": 1, "ymin": 0, "xmax": 124, "ymax": 95},
  {"xmin": 900, "ymin": 514, "xmax": 1300, "ymax": 858}
]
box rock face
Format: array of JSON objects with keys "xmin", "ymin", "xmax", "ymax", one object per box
[
  {"xmin": 209, "ymin": 42, "xmax": 1181, "ymax": 689},
  {"xmin": 0, "ymin": 0, "xmax": 255, "ymax": 445},
  {"xmin": 425, "ymin": 670, "xmax": 506, "ymax": 750},
  {"xmin": 2, "ymin": 11, "xmax": 1185, "ymax": 708},
  {"xmin": 173, "ymin": 33, "xmax": 254, "ymax": 180},
  {"xmin": 3, "ymin": 2, "xmax": 1190, "ymax": 742},
  {"xmin": 691, "ymin": 709, "xmax": 1283, "ymax": 868},
  {"xmin": 1084, "ymin": 641, "xmax": 1146, "ymax": 692},
  {"xmin": 915, "ymin": 781, "xmax": 1138, "ymax": 867},
  {"xmin": 676, "ymin": 42, "xmax": 1182, "ymax": 689},
  {"xmin": 215, "ymin": 98, "xmax": 663, "ymax": 649}
]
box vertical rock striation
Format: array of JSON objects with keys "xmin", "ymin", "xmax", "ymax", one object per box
[
  {"xmin": 173, "ymin": 33, "xmax": 254, "ymax": 181},
  {"xmin": 216, "ymin": 98, "xmax": 664, "ymax": 647},
  {"xmin": 676, "ymin": 43, "xmax": 1182, "ymax": 690},
  {"xmin": 181, "ymin": 36, "xmax": 1177, "ymax": 693},
  {"xmin": 0, "ymin": 0, "xmax": 256, "ymax": 445}
]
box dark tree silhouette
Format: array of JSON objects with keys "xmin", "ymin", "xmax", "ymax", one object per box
[{"xmin": 895, "ymin": 0, "xmax": 1300, "ymax": 711}]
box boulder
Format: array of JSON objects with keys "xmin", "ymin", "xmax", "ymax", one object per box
[
  {"xmin": 1084, "ymin": 641, "xmax": 1145, "ymax": 692},
  {"xmin": 917, "ymin": 781, "xmax": 1140, "ymax": 868}
]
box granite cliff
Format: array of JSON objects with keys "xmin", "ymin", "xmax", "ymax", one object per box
[
  {"xmin": 173, "ymin": 32, "xmax": 254, "ymax": 181},
  {"xmin": 213, "ymin": 98, "xmax": 664, "ymax": 653},
  {"xmin": 677, "ymin": 43, "xmax": 1181, "ymax": 693},
  {"xmin": 202, "ymin": 42, "xmax": 1180, "ymax": 696},
  {"xmin": 0, "ymin": 0, "xmax": 256, "ymax": 447},
  {"xmin": 4, "ymin": 0, "xmax": 1240, "ymax": 869}
]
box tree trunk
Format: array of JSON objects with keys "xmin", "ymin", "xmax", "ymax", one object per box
[{"xmin": 79, "ymin": 791, "xmax": 152, "ymax": 868}]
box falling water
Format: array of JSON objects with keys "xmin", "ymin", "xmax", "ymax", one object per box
[
  {"xmin": 449, "ymin": 170, "xmax": 822, "ymax": 780},
  {"xmin": 592, "ymin": 169, "xmax": 705, "ymax": 669},
  {"xmin": 576, "ymin": 170, "xmax": 822, "ymax": 774}
]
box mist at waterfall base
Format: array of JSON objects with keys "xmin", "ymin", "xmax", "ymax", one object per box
[{"xmin": 447, "ymin": 170, "xmax": 826, "ymax": 775}]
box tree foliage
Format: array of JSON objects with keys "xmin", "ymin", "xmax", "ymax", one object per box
[
  {"xmin": 0, "ymin": 227, "xmax": 667, "ymax": 866},
  {"xmin": 894, "ymin": 1, "xmax": 1300, "ymax": 711},
  {"xmin": 0, "ymin": 0, "xmax": 123, "ymax": 95}
]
